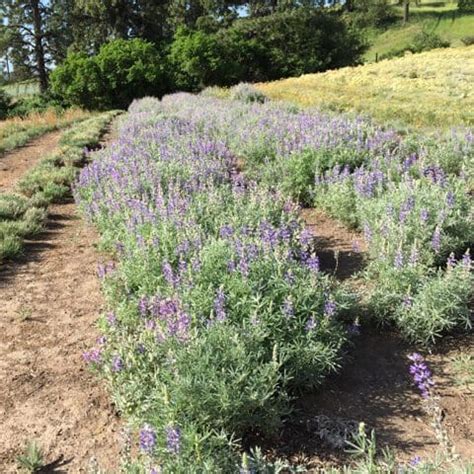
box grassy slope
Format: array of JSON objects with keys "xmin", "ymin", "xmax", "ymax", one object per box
[
  {"xmin": 1, "ymin": 80, "xmax": 40, "ymax": 98},
  {"xmin": 257, "ymin": 46, "xmax": 474, "ymax": 129},
  {"xmin": 364, "ymin": 3, "xmax": 474, "ymax": 61}
]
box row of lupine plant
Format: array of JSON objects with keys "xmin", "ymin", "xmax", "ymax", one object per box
[
  {"xmin": 75, "ymin": 100, "xmax": 356, "ymax": 471},
  {"xmin": 154, "ymin": 93, "xmax": 474, "ymax": 346}
]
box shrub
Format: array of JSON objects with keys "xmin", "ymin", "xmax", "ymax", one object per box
[
  {"xmin": 344, "ymin": 0, "xmax": 396, "ymax": 28},
  {"xmin": 379, "ymin": 32, "xmax": 450, "ymax": 61},
  {"xmin": 410, "ymin": 32, "xmax": 450, "ymax": 53},
  {"xmin": 461, "ymin": 35, "xmax": 474, "ymax": 46},
  {"xmin": 458, "ymin": 0, "xmax": 474, "ymax": 12},
  {"xmin": 168, "ymin": 9, "xmax": 367, "ymax": 90},
  {"xmin": 0, "ymin": 90, "xmax": 12, "ymax": 120},
  {"xmin": 50, "ymin": 53, "xmax": 104, "ymax": 110},
  {"xmin": 8, "ymin": 95, "xmax": 63, "ymax": 118},
  {"xmin": 51, "ymin": 39, "xmax": 167, "ymax": 109},
  {"xmin": 168, "ymin": 28, "xmax": 242, "ymax": 91},
  {"xmin": 229, "ymin": 83, "xmax": 267, "ymax": 104},
  {"xmin": 223, "ymin": 9, "xmax": 367, "ymax": 82},
  {"xmin": 96, "ymin": 39, "xmax": 167, "ymax": 109}
]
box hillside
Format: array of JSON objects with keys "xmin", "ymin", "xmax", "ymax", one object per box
[
  {"xmin": 365, "ymin": 4, "xmax": 474, "ymax": 62},
  {"xmin": 257, "ymin": 46, "xmax": 474, "ymax": 129}
]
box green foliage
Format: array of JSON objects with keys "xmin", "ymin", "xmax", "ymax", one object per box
[
  {"xmin": 229, "ymin": 83, "xmax": 267, "ymax": 104},
  {"xmin": 223, "ymin": 9, "xmax": 367, "ymax": 83},
  {"xmin": 96, "ymin": 39, "xmax": 167, "ymax": 108},
  {"xmin": 51, "ymin": 39, "xmax": 167, "ymax": 109},
  {"xmin": 16, "ymin": 440, "xmax": 45, "ymax": 473},
  {"xmin": 166, "ymin": 9, "xmax": 366, "ymax": 92},
  {"xmin": 411, "ymin": 31, "xmax": 450, "ymax": 52},
  {"xmin": 344, "ymin": 0, "xmax": 396, "ymax": 28},
  {"xmin": 379, "ymin": 31, "xmax": 450, "ymax": 60},
  {"xmin": 394, "ymin": 264, "xmax": 473, "ymax": 345},
  {"xmin": 168, "ymin": 27, "xmax": 242, "ymax": 91},
  {"xmin": 0, "ymin": 90, "xmax": 12, "ymax": 119},
  {"xmin": 0, "ymin": 194, "xmax": 30, "ymax": 220},
  {"xmin": 461, "ymin": 35, "xmax": 474, "ymax": 46},
  {"xmin": 458, "ymin": 0, "xmax": 474, "ymax": 13},
  {"xmin": 8, "ymin": 94, "xmax": 63, "ymax": 118}
]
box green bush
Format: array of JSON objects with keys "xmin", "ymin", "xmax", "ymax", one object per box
[
  {"xmin": 343, "ymin": 0, "xmax": 396, "ymax": 28},
  {"xmin": 229, "ymin": 83, "xmax": 267, "ymax": 104},
  {"xmin": 458, "ymin": 0, "xmax": 474, "ymax": 12},
  {"xmin": 411, "ymin": 32, "xmax": 450, "ymax": 53},
  {"xmin": 8, "ymin": 95, "xmax": 63, "ymax": 118},
  {"xmin": 51, "ymin": 39, "xmax": 167, "ymax": 110},
  {"xmin": 379, "ymin": 32, "xmax": 450, "ymax": 61},
  {"xmin": 168, "ymin": 9, "xmax": 367, "ymax": 90},
  {"xmin": 50, "ymin": 53, "xmax": 104, "ymax": 110},
  {"xmin": 461, "ymin": 35, "xmax": 474, "ymax": 46},
  {"xmin": 0, "ymin": 90, "xmax": 12, "ymax": 120},
  {"xmin": 168, "ymin": 28, "xmax": 242, "ymax": 91},
  {"xmin": 222, "ymin": 9, "xmax": 367, "ymax": 83}
]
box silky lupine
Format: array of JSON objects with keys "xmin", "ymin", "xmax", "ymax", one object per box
[
  {"xmin": 305, "ymin": 316, "xmax": 317, "ymax": 331},
  {"xmin": 166, "ymin": 426, "xmax": 181, "ymax": 455},
  {"xmin": 408, "ymin": 353, "xmax": 434, "ymax": 398},
  {"xmin": 76, "ymin": 94, "xmax": 473, "ymax": 470},
  {"xmin": 394, "ymin": 249, "xmax": 404, "ymax": 269},
  {"xmin": 112, "ymin": 355, "xmax": 124, "ymax": 372},
  {"xmin": 83, "ymin": 348, "xmax": 102, "ymax": 364},
  {"xmin": 420, "ymin": 208, "xmax": 429, "ymax": 224},
  {"xmin": 139, "ymin": 425, "xmax": 157, "ymax": 454},
  {"xmin": 282, "ymin": 296, "xmax": 294, "ymax": 318},
  {"xmin": 431, "ymin": 226, "xmax": 441, "ymax": 253},
  {"xmin": 214, "ymin": 288, "xmax": 226, "ymax": 321},
  {"xmin": 324, "ymin": 297, "xmax": 337, "ymax": 317}
]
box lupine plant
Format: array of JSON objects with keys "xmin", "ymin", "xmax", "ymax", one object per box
[
  {"xmin": 151, "ymin": 93, "xmax": 473, "ymax": 345},
  {"xmin": 76, "ymin": 100, "xmax": 357, "ymax": 471},
  {"xmin": 78, "ymin": 94, "xmax": 473, "ymax": 470}
]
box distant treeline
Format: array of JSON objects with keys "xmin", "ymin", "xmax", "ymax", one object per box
[{"xmin": 0, "ymin": 0, "xmax": 418, "ymax": 108}]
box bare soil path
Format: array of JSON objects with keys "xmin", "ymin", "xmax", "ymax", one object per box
[
  {"xmin": 0, "ymin": 133, "xmax": 121, "ymax": 472},
  {"xmin": 0, "ymin": 130, "xmax": 63, "ymax": 193}
]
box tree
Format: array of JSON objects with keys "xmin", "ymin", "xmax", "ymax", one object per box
[
  {"xmin": 0, "ymin": 0, "xmax": 82, "ymax": 92},
  {"xmin": 403, "ymin": 0, "xmax": 409, "ymax": 23},
  {"xmin": 51, "ymin": 38, "xmax": 167, "ymax": 109}
]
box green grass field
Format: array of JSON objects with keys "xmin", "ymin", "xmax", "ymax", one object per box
[
  {"xmin": 365, "ymin": 1, "xmax": 474, "ymax": 61},
  {"xmin": 1, "ymin": 80, "xmax": 40, "ymax": 98}
]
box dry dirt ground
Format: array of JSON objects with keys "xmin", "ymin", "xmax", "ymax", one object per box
[
  {"xmin": 0, "ymin": 135, "xmax": 121, "ymax": 472},
  {"xmin": 0, "ymin": 130, "xmax": 63, "ymax": 193}
]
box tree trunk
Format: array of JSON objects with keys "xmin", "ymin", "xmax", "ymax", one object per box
[
  {"xmin": 30, "ymin": 0, "xmax": 48, "ymax": 93},
  {"xmin": 403, "ymin": 0, "xmax": 410, "ymax": 24}
]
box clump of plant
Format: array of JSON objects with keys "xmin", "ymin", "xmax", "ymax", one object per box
[
  {"xmin": 77, "ymin": 100, "xmax": 358, "ymax": 470},
  {"xmin": 17, "ymin": 440, "xmax": 45, "ymax": 473},
  {"xmin": 229, "ymin": 83, "xmax": 267, "ymax": 104},
  {"xmin": 0, "ymin": 89, "xmax": 12, "ymax": 120},
  {"xmin": 0, "ymin": 111, "xmax": 120, "ymax": 264}
]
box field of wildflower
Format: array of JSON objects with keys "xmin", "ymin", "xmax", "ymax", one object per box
[
  {"xmin": 255, "ymin": 46, "xmax": 474, "ymax": 129},
  {"xmin": 76, "ymin": 91, "xmax": 473, "ymax": 472}
]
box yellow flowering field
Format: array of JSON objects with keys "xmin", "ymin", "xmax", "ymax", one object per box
[{"xmin": 257, "ymin": 46, "xmax": 474, "ymax": 129}]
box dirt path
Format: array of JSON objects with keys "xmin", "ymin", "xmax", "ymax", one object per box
[
  {"xmin": 301, "ymin": 208, "xmax": 366, "ymax": 280},
  {"xmin": 0, "ymin": 136, "xmax": 121, "ymax": 472},
  {"xmin": 0, "ymin": 130, "xmax": 63, "ymax": 194}
]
